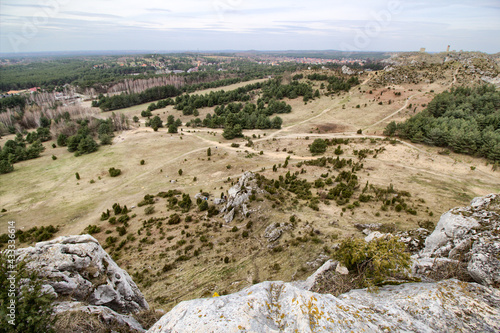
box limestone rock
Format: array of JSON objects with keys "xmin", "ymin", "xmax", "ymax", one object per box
[
  {"xmin": 396, "ymin": 228, "xmax": 430, "ymax": 253},
  {"xmin": 354, "ymin": 223, "xmax": 382, "ymax": 232},
  {"xmin": 414, "ymin": 193, "xmax": 500, "ymax": 287},
  {"xmin": 341, "ymin": 65, "xmax": 355, "ymax": 75},
  {"xmin": 53, "ymin": 301, "xmax": 145, "ymax": 332},
  {"xmin": 264, "ymin": 223, "xmax": 291, "ymax": 243},
  {"xmin": 297, "ymin": 260, "xmax": 347, "ymax": 292},
  {"xmin": 364, "ymin": 231, "xmax": 388, "ymax": 243},
  {"xmin": 220, "ymin": 172, "xmax": 263, "ymax": 223},
  {"xmin": 18, "ymin": 235, "xmax": 149, "ymax": 314},
  {"xmin": 147, "ymin": 279, "xmax": 500, "ymax": 333}
]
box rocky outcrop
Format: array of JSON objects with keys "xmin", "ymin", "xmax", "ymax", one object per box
[
  {"xmin": 18, "ymin": 235, "xmax": 148, "ymax": 313},
  {"xmin": 18, "ymin": 235, "xmax": 149, "ymax": 332},
  {"xmin": 341, "ymin": 65, "xmax": 355, "ymax": 75},
  {"xmin": 264, "ymin": 222, "xmax": 292, "ymax": 243},
  {"xmin": 220, "ymin": 172, "xmax": 263, "ymax": 223},
  {"xmin": 53, "ymin": 302, "xmax": 146, "ymax": 332},
  {"xmin": 148, "ymin": 278, "xmax": 500, "ymax": 333},
  {"xmin": 414, "ymin": 193, "xmax": 500, "ymax": 287}
]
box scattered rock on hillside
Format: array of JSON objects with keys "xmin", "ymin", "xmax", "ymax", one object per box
[
  {"xmin": 264, "ymin": 222, "xmax": 292, "ymax": 243},
  {"xmin": 18, "ymin": 235, "xmax": 149, "ymax": 332},
  {"xmin": 396, "ymin": 228, "xmax": 430, "ymax": 253},
  {"xmin": 354, "ymin": 223, "xmax": 382, "ymax": 232},
  {"xmin": 414, "ymin": 193, "xmax": 500, "ymax": 287},
  {"xmin": 220, "ymin": 172, "xmax": 264, "ymax": 223},
  {"xmin": 341, "ymin": 65, "xmax": 355, "ymax": 75}
]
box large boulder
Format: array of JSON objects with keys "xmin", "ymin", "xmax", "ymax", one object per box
[
  {"xmin": 147, "ymin": 278, "xmax": 500, "ymax": 332},
  {"xmin": 414, "ymin": 193, "xmax": 500, "ymax": 287},
  {"xmin": 18, "ymin": 235, "xmax": 149, "ymax": 314}
]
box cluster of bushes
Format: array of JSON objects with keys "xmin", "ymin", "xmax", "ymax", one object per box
[
  {"xmin": 191, "ymin": 101, "xmax": 285, "ymax": 139},
  {"xmin": 0, "ymin": 133, "xmax": 45, "ymax": 174},
  {"xmin": 261, "ymin": 79, "xmax": 314, "ymax": 101},
  {"xmin": 0, "ymin": 225, "xmax": 59, "ymax": 245},
  {"xmin": 308, "ymin": 138, "xmax": 349, "ymax": 155},
  {"xmin": 333, "ymin": 236, "xmax": 411, "ymax": 288},
  {"xmin": 57, "ymin": 119, "xmax": 112, "ymax": 157},
  {"xmin": 385, "ymin": 85, "xmax": 500, "ymax": 162},
  {"xmin": 173, "ymin": 82, "xmax": 262, "ymax": 114}
]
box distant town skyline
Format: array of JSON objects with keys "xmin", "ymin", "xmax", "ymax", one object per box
[{"xmin": 1, "ymin": 0, "xmax": 499, "ymax": 54}]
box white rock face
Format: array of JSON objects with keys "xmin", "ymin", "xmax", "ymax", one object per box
[
  {"xmin": 341, "ymin": 65, "xmax": 355, "ymax": 75},
  {"xmin": 53, "ymin": 302, "xmax": 146, "ymax": 332},
  {"xmin": 220, "ymin": 172, "xmax": 263, "ymax": 223},
  {"xmin": 414, "ymin": 193, "xmax": 500, "ymax": 287},
  {"xmin": 18, "ymin": 235, "xmax": 149, "ymax": 314},
  {"xmin": 148, "ymin": 279, "xmax": 500, "ymax": 333}
]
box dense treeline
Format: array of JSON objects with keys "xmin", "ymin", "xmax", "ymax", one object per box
[
  {"xmin": 261, "ymin": 79, "xmax": 314, "ymax": 101},
  {"xmin": 95, "ymin": 77, "xmax": 251, "ymax": 112},
  {"xmin": 94, "ymin": 85, "xmax": 181, "ymax": 111},
  {"xmin": 385, "ymin": 85, "xmax": 500, "ymax": 162},
  {"xmin": 0, "ymin": 133, "xmax": 45, "ymax": 174},
  {"xmin": 0, "ymin": 95, "xmax": 28, "ymax": 112},
  {"xmin": 306, "ymin": 74, "xmax": 360, "ymax": 93},
  {"xmin": 182, "ymin": 77, "xmax": 242, "ymax": 93},
  {"xmin": 173, "ymin": 82, "xmax": 263, "ymax": 115}
]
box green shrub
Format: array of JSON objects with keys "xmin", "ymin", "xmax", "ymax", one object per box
[
  {"xmin": 144, "ymin": 206, "xmax": 155, "ymax": 215},
  {"xmin": 333, "ymin": 237, "xmax": 411, "ymax": 288},
  {"xmin": 0, "ymin": 253, "xmax": 56, "ymax": 332},
  {"xmin": 100, "ymin": 210, "xmax": 110, "ymax": 221},
  {"xmin": 109, "ymin": 167, "xmax": 121, "ymax": 177},
  {"xmin": 309, "ymin": 139, "xmax": 327, "ymax": 155},
  {"xmin": 168, "ymin": 214, "xmax": 181, "ymax": 225},
  {"xmin": 83, "ymin": 225, "xmax": 101, "ymax": 234},
  {"xmin": 116, "ymin": 226, "xmax": 127, "ymax": 236},
  {"xmin": 198, "ymin": 200, "xmax": 208, "ymax": 211}
]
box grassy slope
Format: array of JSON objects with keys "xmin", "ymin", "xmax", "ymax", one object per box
[{"xmin": 1, "ymin": 68, "xmax": 499, "ymax": 311}]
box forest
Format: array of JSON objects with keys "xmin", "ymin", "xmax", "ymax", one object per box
[
  {"xmin": 0, "ymin": 59, "xmax": 157, "ymax": 91},
  {"xmin": 94, "ymin": 77, "xmax": 248, "ymax": 111},
  {"xmin": 385, "ymin": 85, "xmax": 500, "ymax": 162}
]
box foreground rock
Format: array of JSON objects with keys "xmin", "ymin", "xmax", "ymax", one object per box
[
  {"xmin": 148, "ymin": 279, "xmax": 500, "ymax": 332},
  {"xmin": 414, "ymin": 193, "xmax": 500, "ymax": 287},
  {"xmin": 18, "ymin": 235, "xmax": 149, "ymax": 332}
]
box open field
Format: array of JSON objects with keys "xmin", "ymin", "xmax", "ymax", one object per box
[{"xmin": 1, "ymin": 68, "xmax": 499, "ymax": 311}]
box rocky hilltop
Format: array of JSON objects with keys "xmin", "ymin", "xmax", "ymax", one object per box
[
  {"xmin": 148, "ymin": 278, "xmax": 499, "ymax": 332},
  {"xmin": 148, "ymin": 194, "xmax": 500, "ymax": 332},
  {"xmin": 16, "ymin": 194, "xmax": 500, "ymax": 332}
]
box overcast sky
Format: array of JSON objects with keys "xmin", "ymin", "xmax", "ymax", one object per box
[{"xmin": 1, "ymin": 0, "xmax": 499, "ymax": 54}]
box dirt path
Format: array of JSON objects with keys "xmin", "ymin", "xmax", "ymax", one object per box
[{"xmin": 362, "ymin": 92, "xmax": 421, "ymax": 131}]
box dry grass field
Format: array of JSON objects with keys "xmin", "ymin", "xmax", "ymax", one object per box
[{"xmin": 1, "ymin": 68, "xmax": 499, "ymax": 311}]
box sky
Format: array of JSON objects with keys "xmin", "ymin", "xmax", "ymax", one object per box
[{"xmin": 0, "ymin": 0, "xmax": 499, "ymax": 54}]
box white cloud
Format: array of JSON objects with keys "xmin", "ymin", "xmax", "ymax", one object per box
[{"xmin": 0, "ymin": 0, "xmax": 498, "ymax": 53}]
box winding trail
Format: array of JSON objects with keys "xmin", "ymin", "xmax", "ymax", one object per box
[{"xmin": 363, "ymin": 92, "xmax": 422, "ymax": 131}]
